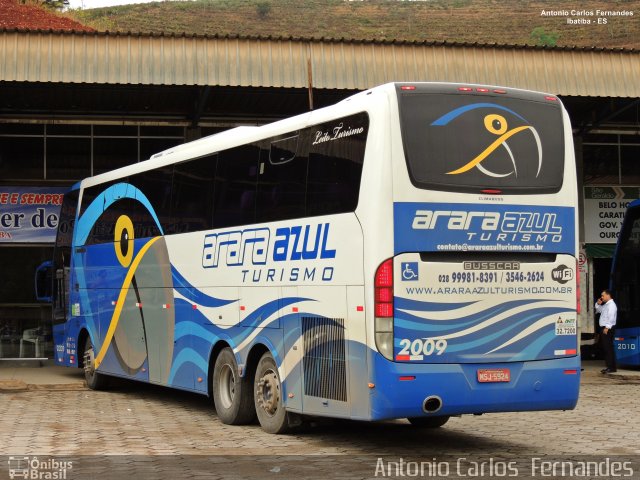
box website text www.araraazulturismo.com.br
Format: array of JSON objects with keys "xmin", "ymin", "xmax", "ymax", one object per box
[{"xmin": 436, "ymin": 243, "xmax": 545, "ymax": 252}]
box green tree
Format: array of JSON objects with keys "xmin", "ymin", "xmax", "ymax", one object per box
[
  {"xmin": 530, "ymin": 27, "xmax": 559, "ymax": 47},
  {"xmin": 256, "ymin": 1, "xmax": 271, "ymax": 19}
]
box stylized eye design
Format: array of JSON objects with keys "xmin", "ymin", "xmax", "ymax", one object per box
[
  {"xmin": 445, "ymin": 112, "xmax": 541, "ymax": 178},
  {"xmin": 431, "ymin": 103, "xmax": 543, "ymax": 179},
  {"xmin": 114, "ymin": 214, "xmax": 134, "ymax": 268},
  {"xmin": 484, "ymin": 114, "xmax": 508, "ymax": 135}
]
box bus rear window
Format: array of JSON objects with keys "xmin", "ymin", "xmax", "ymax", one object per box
[{"xmin": 397, "ymin": 89, "xmax": 565, "ymax": 193}]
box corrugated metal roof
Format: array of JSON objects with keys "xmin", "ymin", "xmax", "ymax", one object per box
[
  {"xmin": 3, "ymin": 28, "xmax": 638, "ymax": 52},
  {"xmin": 1, "ymin": 30, "xmax": 638, "ymax": 97}
]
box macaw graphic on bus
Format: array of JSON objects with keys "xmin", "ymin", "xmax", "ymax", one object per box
[
  {"xmin": 431, "ymin": 103, "xmax": 543, "ymax": 179},
  {"xmin": 71, "ymin": 182, "xmax": 310, "ymax": 391},
  {"xmin": 74, "ymin": 183, "xmax": 176, "ymax": 384}
]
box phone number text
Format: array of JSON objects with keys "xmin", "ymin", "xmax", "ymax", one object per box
[{"xmin": 438, "ymin": 271, "xmax": 546, "ymax": 283}]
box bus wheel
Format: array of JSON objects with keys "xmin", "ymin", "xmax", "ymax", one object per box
[
  {"xmin": 83, "ymin": 337, "xmax": 109, "ymax": 390},
  {"xmin": 212, "ymin": 347, "xmax": 255, "ymax": 425},
  {"xmin": 407, "ymin": 416, "xmax": 450, "ymax": 428},
  {"xmin": 254, "ymin": 352, "xmax": 289, "ymax": 434}
]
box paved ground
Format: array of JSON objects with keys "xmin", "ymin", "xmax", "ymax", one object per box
[{"xmin": 0, "ymin": 361, "xmax": 639, "ymax": 479}]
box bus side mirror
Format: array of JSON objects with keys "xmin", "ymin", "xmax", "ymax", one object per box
[{"xmin": 35, "ymin": 261, "xmax": 53, "ymax": 302}]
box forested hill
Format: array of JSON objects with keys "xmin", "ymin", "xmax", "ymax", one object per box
[{"xmin": 69, "ymin": 0, "xmax": 639, "ymax": 49}]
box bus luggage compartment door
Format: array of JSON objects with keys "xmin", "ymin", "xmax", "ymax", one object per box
[{"xmin": 392, "ymin": 253, "xmax": 578, "ymax": 363}]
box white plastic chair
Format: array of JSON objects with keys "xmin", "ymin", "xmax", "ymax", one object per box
[{"xmin": 19, "ymin": 328, "xmax": 44, "ymax": 358}]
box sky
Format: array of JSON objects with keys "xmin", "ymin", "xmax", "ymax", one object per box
[{"xmin": 67, "ymin": 0, "xmax": 181, "ymax": 9}]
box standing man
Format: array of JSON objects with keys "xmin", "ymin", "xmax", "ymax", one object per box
[{"xmin": 595, "ymin": 289, "xmax": 617, "ymax": 373}]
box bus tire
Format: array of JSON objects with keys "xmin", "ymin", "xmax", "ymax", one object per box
[
  {"xmin": 83, "ymin": 336, "xmax": 109, "ymax": 390},
  {"xmin": 254, "ymin": 352, "xmax": 289, "ymax": 434},
  {"xmin": 212, "ymin": 347, "xmax": 255, "ymax": 425},
  {"xmin": 407, "ymin": 416, "xmax": 450, "ymax": 428}
]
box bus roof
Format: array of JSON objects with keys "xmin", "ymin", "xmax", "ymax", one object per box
[{"xmin": 77, "ymin": 81, "xmax": 561, "ymax": 191}]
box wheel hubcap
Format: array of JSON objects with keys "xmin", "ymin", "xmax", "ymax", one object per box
[
  {"xmin": 219, "ymin": 364, "xmax": 235, "ymax": 409},
  {"xmin": 256, "ymin": 369, "xmax": 280, "ymax": 417}
]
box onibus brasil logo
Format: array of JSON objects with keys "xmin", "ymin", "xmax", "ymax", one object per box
[
  {"xmin": 431, "ymin": 103, "xmax": 542, "ymax": 179},
  {"xmin": 7, "ymin": 456, "xmax": 73, "ymax": 479}
]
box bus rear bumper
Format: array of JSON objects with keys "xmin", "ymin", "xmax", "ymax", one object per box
[{"xmin": 369, "ymin": 354, "xmax": 580, "ymax": 421}]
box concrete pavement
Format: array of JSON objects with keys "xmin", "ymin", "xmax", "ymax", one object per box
[
  {"xmin": 2, "ymin": 359, "xmax": 640, "ymax": 479},
  {"xmin": 0, "ymin": 361, "xmax": 86, "ymax": 392},
  {"xmin": 2, "ymin": 359, "xmax": 639, "ymax": 392}
]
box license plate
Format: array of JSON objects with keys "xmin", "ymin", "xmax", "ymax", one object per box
[{"xmin": 477, "ymin": 368, "xmax": 511, "ymax": 383}]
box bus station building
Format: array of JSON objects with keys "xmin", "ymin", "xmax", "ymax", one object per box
[{"xmin": 0, "ymin": 29, "xmax": 638, "ymax": 359}]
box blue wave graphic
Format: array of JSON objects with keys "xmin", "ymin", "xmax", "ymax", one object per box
[
  {"xmin": 395, "ymin": 297, "xmax": 478, "ymax": 312},
  {"xmin": 431, "ymin": 103, "xmax": 527, "ymax": 126},
  {"xmin": 239, "ymin": 297, "xmax": 313, "ymax": 328},
  {"xmin": 503, "ymin": 329, "xmax": 557, "ymax": 360},
  {"xmin": 395, "ymin": 300, "xmax": 575, "ymax": 361},
  {"xmin": 168, "ymin": 348, "xmax": 209, "ymax": 384},
  {"xmin": 395, "ymin": 298, "xmax": 551, "ymax": 331},
  {"xmin": 171, "ymin": 266, "xmax": 238, "ymax": 307},
  {"xmin": 174, "ymin": 319, "xmax": 220, "ymax": 343},
  {"xmin": 168, "ymin": 308, "xmax": 354, "ymax": 389},
  {"xmin": 167, "ymin": 296, "xmax": 313, "ymax": 383},
  {"xmin": 397, "ymin": 306, "xmax": 571, "ymax": 344},
  {"xmin": 444, "ymin": 308, "xmax": 572, "ymax": 352}
]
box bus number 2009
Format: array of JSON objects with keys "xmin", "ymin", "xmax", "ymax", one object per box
[{"xmin": 398, "ymin": 338, "xmax": 448, "ymax": 356}]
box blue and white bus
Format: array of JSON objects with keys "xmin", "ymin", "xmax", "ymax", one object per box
[
  {"xmin": 611, "ymin": 199, "xmax": 640, "ymax": 366},
  {"xmin": 38, "ymin": 82, "xmax": 580, "ymax": 433}
]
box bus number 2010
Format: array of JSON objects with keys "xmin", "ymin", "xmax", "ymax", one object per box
[{"xmin": 399, "ymin": 338, "xmax": 448, "ymax": 356}]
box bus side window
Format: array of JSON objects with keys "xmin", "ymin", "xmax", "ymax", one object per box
[
  {"xmin": 257, "ymin": 133, "xmax": 308, "ymax": 223},
  {"xmin": 269, "ymin": 135, "xmax": 298, "ymax": 165},
  {"xmin": 81, "ymin": 179, "xmax": 126, "ymax": 245},
  {"xmin": 171, "ymin": 154, "xmax": 216, "ymax": 233},
  {"xmin": 306, "ymin": 113, "xmax": 368, "ymax": 216},
  {"xmin": 213, "ymin": 144, "xmax": 260, "ymax": 229},
  {"xmin": 129, "ymin": 166, "xmax": 173, "ymax": 237}
]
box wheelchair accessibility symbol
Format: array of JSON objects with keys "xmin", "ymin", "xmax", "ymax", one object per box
[{"xmin": 401, "ymin": 262, "xmax": 419, "ymax": 281}]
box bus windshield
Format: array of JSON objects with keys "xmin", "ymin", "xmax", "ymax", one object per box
[
  {"xmin": 52, "ymin": 188, "xmax": 78, "ymax": 324},
  {"xmin": 397, "ymin": 87, "xmax": 565, "ymax": 194}
]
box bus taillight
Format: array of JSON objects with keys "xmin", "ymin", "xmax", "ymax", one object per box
[{"xmin": 375, "ymin": 259, "xmax": 394, "ymax": 360}]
